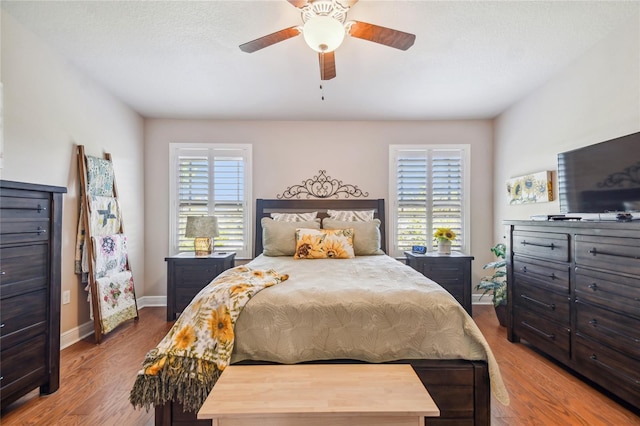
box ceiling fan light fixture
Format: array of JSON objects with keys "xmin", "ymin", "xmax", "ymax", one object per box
[{"xmin": 303, "ymin": 16, "xmax": 345, "ymax": 52}]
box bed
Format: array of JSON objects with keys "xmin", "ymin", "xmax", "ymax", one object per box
[{"xmin": 142, "ymin": 198, "xmax": 508, "ymax": 426}]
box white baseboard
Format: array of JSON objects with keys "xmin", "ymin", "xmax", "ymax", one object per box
[
  {"xmin": 472, "ymin": 294, "xmax": 493, "ymax": 305},
  {"xmin": 60, "ymin": 296, "xmax": 167, "ymax": 350},
  {"xmin": 139, "ymin": 295, "xmax": 167, "ymax": 307}
]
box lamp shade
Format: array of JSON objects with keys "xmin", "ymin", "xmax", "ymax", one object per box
[
  {"xmin": 303, "ymin": 16, "xmax": 345, "ymax": 52},
  {"xmin": 185, "ymin": 216, "xmax": 219, "ymax": 238}
]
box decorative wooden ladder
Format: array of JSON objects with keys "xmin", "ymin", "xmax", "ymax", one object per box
[{"xmin": 76, "ymin": 145, "xmax": 138, "ymax": 343}]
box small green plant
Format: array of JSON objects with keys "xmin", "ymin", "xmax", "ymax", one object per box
[{"xmin": 476, "ymin": 243, "xmax": 507, "ymax": 307}]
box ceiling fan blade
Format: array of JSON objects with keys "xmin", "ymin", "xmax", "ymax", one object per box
[
  {"xmin": 239, "ymin": 26, "xmax": 301, "ymax": 53},
  {"xmin": 319, "ymin": 51, "xmax": 336, "ymax": 80},
  {"xmin": 348, "ymin": 21, "xmax": 416, "ymax": 51},
  {"xmin": 287, "ymin": 0, "xmax": 308, "ymax": 8}
]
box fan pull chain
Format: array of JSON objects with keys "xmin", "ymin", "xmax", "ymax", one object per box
[{"xmin": 320, "ymin": 84, "xmax": 325, "ymax": 101}]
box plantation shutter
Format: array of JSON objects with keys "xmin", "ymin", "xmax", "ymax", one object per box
[
  {"xmin": 393, "ymin": 147, "xmax": 465, "ymax": 254},
  {"xmin": 173, "ymin": 145, "xmax": 251, "ymax": 258}
]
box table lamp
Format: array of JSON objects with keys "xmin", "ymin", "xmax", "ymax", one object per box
[{"xmin": 185, "ymin": 216, "xmax": 219, "ymax": 256}]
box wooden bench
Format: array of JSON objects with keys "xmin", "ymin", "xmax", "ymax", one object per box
[{"xmin": 197, "ymin": 364, "xmax": 440, "ymax": 426}]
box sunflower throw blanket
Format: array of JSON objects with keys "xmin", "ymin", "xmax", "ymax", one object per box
[{"xmin": 129, "ymin": 266, "xmax": 289, "ymax": 413}]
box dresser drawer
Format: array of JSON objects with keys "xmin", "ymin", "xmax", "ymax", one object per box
[
  {"xmin": 0, "ymin": 220, "xmax": 50, "ymax": 245},
  {"xmin": 575, "ymin": 267, "xmax": 640, "ymax": 319},
  {"xmin": 0, "ymin": 289, "xmax": 48, "ymax": 339},
  {"xmin": 513, "ymin": 281, "xmax": 570, "ymax": 324},
  {"xmin": 0, "ymin": 334, "xmax": 47, "ymax": 399},
  {"xmin": 575, "ymin": 300, "xmax": 640, "ymax": 359},
  {"xmin": 512, "ymin": 230, "xmax": 569, "ymax": 262},
  {"xmin": 514, "ymin": 309, "xmax": 570, "ymax": 363},
  {"xmin": 574, "ymin": 334, "xmax": 640, "ymax": 407},
  {"xmin": 575, "ymin": 234, "xmax": 640, "ymax": 276},
  {"xmin": 513, "ymin": 256, "xmax": 569, "ymax": 293},
  {"xmin": 0, "ymin": 244, "xmax": 48, "ymax": 298},
  {"xmin": 0, "ymin": 195, "xmax": 50, "ymax": 219}
]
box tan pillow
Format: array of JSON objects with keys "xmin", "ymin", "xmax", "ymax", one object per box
[
  {"xmin": 294, "ymin": 228, "xmax": 355, "ymax": 259},
  {"xmin": 322, "ymin": 218, "xmax": 384, "ymax": 256},
  {"xmin": 262, "ymin": 217, "xmax": 320, "ymax": 256}
]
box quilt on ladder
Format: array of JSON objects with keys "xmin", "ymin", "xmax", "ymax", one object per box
[{"xmin": 95, "ymin": 270, "xmax": 137, "ymax": 334}]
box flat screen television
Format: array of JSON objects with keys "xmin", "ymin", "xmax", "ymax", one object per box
[{"xmin": 557, "ymin": 131, "xmax": 640, "ymax": 214}]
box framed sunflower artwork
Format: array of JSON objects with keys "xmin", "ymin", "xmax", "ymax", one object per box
[{"xmin": 507, "ymin": 171, "xmax": 553, "ymax": 204}]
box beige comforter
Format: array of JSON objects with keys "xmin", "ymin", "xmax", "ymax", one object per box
[{"xmin": 232, "ymin": 254, "xmax": 509, "ymax": 405}]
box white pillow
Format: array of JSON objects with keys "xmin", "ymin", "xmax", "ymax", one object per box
[
  {"xmin": 270, "ymin": 212, "xmax": 318, "ymax": 222},
  {"xmin": 327, "ymin": 209, "xmax": 375, "ymax": 222}
]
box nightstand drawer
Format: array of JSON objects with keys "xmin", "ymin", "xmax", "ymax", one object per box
[
  {"xmin": 165, "ymin": 253, "xmax": 236, "ymax": 321},
  {"xmin": 174, "ymin": 264, "xmax": 223, "ymax": 287}
]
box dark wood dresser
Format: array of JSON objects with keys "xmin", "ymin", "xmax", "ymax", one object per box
[
  {"xmin": 0, "ymin": 180, "xmax": 66, "ymax": 409},
  {"xmin": 405, "ymin": 251, "xmax": 474, "ymax": 316},
  {"xmin": 165, "ymin": 252, "xmax": 236, "ymax": 321},
  {"xmin": 505, "ymin": 220, "xmax": 640, "ymax": 408}
]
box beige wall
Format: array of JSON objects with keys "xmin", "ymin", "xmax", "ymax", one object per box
[
  {"xmin": 144, "ymin": 119, "xmax": 495, "ymax": 297},
  {"xmin": 1, "ymin": 12, "xmax": 145, "ymax": 337},
  {"xmin": 494, "ymin": 13, "xmax": 640, "ymax": 241}
]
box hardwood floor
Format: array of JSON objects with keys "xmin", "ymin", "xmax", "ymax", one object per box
[{"xmin": 1, "ymin": 305, "xmax": 638, "ymax": 425}]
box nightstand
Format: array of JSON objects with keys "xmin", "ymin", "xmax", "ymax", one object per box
[
  {"xmin": 405, "ymin": 251, "xmax": 474, "ymax": 316},
  {"xmin": 165, "ymin": 252, "xmax": 236, "ymax": 321}
]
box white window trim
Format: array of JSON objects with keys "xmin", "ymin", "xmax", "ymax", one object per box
[
  {"xmin": 169, "ymin": 143, "xmax": 253, "ymax": 259},
  {"xmin": 388, "ymin": 144, "xmax": 471, "ymax": 258}
]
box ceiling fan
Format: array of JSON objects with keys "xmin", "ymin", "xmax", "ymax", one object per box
[{"xmin": 239, "ymin": 0, "xmax": 416, "ymax": 80}]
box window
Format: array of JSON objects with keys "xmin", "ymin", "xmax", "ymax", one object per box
[
  {"xmin": 389, "ymin": 145, "xmax": 470, "ymax": 257},
  {"xmin": 169, "ymin": 144, "xmax": 252, "ymax": 259}
]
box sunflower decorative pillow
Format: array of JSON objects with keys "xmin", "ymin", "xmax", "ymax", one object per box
[{"xmin": 294, "ymin": 228, "xmax": 355, "ymax": 259}]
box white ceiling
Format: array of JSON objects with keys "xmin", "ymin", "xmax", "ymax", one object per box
[{"xmin": 2, "ymin": 1, "xmax": 637, "ymax": 120}]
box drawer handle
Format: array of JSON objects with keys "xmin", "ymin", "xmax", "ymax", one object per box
[
  {"xmin": 0, "ymin": 271, "xmax": 5, "ymax": 275},
  {"xmin": 521, "ymin": 266, "xmax": 557, "ymax": 280},
  {"xmin": 0, "ymin": 323, "xmax": 4, "ymax": 328},
  {"xmin": 521, "ymin": 321, "xmax": 555, "ymax": 340},
  {"xmin": 588, "ymin": 247, "xmax": 640, "ymax": 260},
  {"xmin": 37, "ymin": 226, "xmax": 46, "ymax": 235},
  {"xmin": 588, "ymin": 319, "xmax": 640, "ymax": 344},
  {"xmin": 37, "ymin": 203, "xmax": 47, "ymax": 213},
  {"xmin": 521, "ymin": 240, "xmax": 556, "ymax": 250},
  {"xmin": 587, "ymin": 283, "xmax": 598, "ymax": 291},
  {"xmin": 589, "ymin": 354, "xmax": 640, "ymax": 386},
  {"xmin": 521, "ymin": 294, "xmax": 556, "ymax": 310}
]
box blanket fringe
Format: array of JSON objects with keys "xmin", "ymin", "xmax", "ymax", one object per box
[{"xmin": 129, "ymin": 355, "xmax": 222, "ymax": 413}]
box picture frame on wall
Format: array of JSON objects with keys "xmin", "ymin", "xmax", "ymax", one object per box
[{"xmin": 506, "ymin": 170, "xmax": 553, "ymax": 204}]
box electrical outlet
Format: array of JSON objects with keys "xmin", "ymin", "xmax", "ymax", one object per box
[{"xmin": 63, "ymin": 290, "xmax": 71, "ymax": 305}]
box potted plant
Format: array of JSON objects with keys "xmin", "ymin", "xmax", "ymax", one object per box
[
  {"xmin": 433, "ymin": 227, "xmax": 456, "ymax": 255},
  {"xmin": 476, "ymin": 243, "xmax": 507, "ymax": 326}
]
